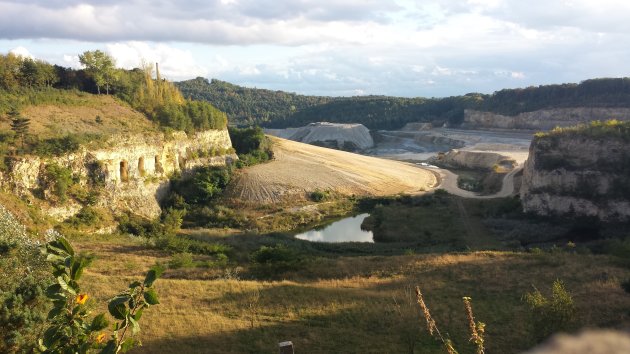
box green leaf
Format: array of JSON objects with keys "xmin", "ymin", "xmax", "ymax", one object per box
[
  {"xmin": 133, "ymin": 308, "xmax": 144, "ymax": 321},
  {"xmin": 108, "ymin": 295, "xmax": 131, "ymax": 320},
  {"xmin": 120, "ymin": 337, "xmax": 136, "ymax": 353},
  {"xmin": 128, "ymin": 281, "xmax": 142, "ymax": 289},
  {"xmin": 101, "ymin": 340, "xmax": 118, "ymax": 354},
  {"xmin": 143, "ymin": 265, "xmax": 164, "ymax": 287},
  {"xmin": 128, "ymin": 315, "xmax": 140, "ymax": 335},
  {"xmin": 91, "ymin": 313, "xmax": 109, "ymax": 331},
  {"xmin": 42, "ymin": 326, "xmax": 59, "ymax": 348},
  {"xmin": 47, "ymin": 306, "xmax": 64, "ymax": 320},
  {"xmin": 143, "ymin": 288, "xmax": 160, "ymax": 305},
  {"xmin": 49, "ymin": 237, "xmax": 74, "ymax": 256},
  {"xmin": 45, "ymin": 284, "xmax": 62, "ymax": 297},
  {"xmin": 57, "ymin": 276, "xmax": 77, "ymax": 295}
]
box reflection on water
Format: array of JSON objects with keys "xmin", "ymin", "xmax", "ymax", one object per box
[{"xmin": 295, "ymin": 213, "xmax": 373, "ymax": 243}]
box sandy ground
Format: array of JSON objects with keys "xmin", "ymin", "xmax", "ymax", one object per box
[{"xmin": 229, "ymin": 137, "xmax": 438, "ymax": 203}]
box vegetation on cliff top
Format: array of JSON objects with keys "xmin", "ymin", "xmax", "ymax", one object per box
[
  {"xmin": 177, "ymin": 76, "xmax": 630, "ymax": 129},
  {"xmin": 0, "ymin": 51, "xmax": 227, "ymax": 138},
  {"xmin": 534, "ymin": 119, "xmax": 630, "ymax": 140}
]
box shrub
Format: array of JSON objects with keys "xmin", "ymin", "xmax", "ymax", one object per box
[
  {"xmin": 524, "ymin": 280, "xmax": 576, "ymax": 341},
  {"xmin": 310, "ymin": 189, "xmax": 329, "ymax": 202},
  {"xmin": 250, "ymin": 244, "xmax": 304, "ymax": 278},
  {"xmin": 42, "ymin": 163, "xmax": 74, "ymax": 202},
  {"xmin": 67, "ymin": 206, "xmax": 102, "ymax": 227},
  {"xmin": 169, "ymin": 252, "xmax": 195, "ymax": 269},
  {"xmin": 0, "ymin": 205, "xmax": 50, "ymax": 354}
]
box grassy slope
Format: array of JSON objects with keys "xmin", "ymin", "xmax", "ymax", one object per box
[
  {"xmin": 0, "ymin": 90, "xmax": 158, "ymax": 139},
  {"xmin": 76, "ymin": 237, "xmax": 630, "ymax": 354}
]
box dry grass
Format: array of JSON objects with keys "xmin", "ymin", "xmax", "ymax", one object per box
[
  {"xmin": 74, "ymin": 239, "xmax": 630, "ymax": 354},
  {"xmin": 0, "ymin": 94, "xmax": 157, "ymax": 139}
]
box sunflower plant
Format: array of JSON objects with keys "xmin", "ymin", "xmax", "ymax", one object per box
[{"xmin": 39, "ymin": 236, "xmax": 162, "ymax": 354}]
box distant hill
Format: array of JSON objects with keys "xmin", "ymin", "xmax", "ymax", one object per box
[
  {"xmin": 176, "ymin": 77, "xmax": 336, "ymax": 126},
  {"xmin": 177, "ymin": 77, "xmax": 630, "ymax": 130}
]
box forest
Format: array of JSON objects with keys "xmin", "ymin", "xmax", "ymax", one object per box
[{"xmin": 177, "ymin": 76, "xmax": 630, "ymax": 130}]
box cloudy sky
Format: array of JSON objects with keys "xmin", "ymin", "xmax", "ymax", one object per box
[{"xmin": 1, "ymin": 0, "xmax": 629, "ymax": 97}]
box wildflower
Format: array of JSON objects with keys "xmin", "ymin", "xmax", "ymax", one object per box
[
  {"xmin": 76, "ymin": 293, "xmax": 89, "ymax": 305},
  {"xmin": 96, "ymin": 333, "xmax": 107, "ymax": 343}
]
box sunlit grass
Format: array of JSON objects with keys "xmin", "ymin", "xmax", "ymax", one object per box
[{"xmin": 75, "ymin": 238, "xmax": 630, "ymax": 354}]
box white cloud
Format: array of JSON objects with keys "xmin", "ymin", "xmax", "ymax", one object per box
[
  {"xmin": 9, "ymin": 46, "xmax": 34, "ymax": 59},
  {"xmin": 105, "ymin": 42, "xmax": 208, "ymax": 80}
]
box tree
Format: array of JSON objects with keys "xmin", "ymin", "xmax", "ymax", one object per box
[
  {"xmin": 9, "ymin": 108, "xmax": 30, "ymax": 149},
  {"xmin": 78, "ymin": 50, "xmax": 116, "ymax": 94}
]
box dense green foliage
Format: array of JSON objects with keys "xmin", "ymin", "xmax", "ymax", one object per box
[
  {"xmin": 178, "ymin": 76, "xmax": 630, "ymax": 130},
  {"xmin": 0, "ymin": 205, "xmax": 50, "ymax": 354},
  {"xmin": 524, "ymin": 280, "xmax": 576, "ymax": 341},
  {"xmin": 177, "ymin": 78, "xmax": 335, "ymax": 126},
  {"xmin": 228, "ymin": 126, "xmax": 273, "ymax": 167}
]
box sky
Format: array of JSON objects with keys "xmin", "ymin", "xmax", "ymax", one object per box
[{"xmin": 1, "ymin": 0, "xmax": 629, "ymax": 97}]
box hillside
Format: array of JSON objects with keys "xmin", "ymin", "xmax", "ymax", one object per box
[
  {"xmin": 178, "ymin": 77, "xmax": 630, "ymax": 130},
  {"xmin": 228, "ymin": 137, "xmax": 437, "ymax": 203},
  {"xmin": 0, "ymin": 90, "xmax": 158, "ymax": 139}
]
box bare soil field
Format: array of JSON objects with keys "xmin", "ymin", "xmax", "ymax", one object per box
[{"xmin": 229, "ymin": 137, "xmax": 438, "ymax": 203}]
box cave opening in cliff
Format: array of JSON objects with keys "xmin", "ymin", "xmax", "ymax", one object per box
[
  {"xmin": 155, "ymin": 155, "xmax": 163, "ymax": 174},
  {"xmin": 120, "ymin": 160, "xmax": 129, "ymax": 182},
  {"xmin": 138, "ymin": 157, "xmax": 145, "ymax": 176}
]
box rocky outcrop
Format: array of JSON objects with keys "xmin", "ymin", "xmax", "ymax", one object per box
[
  {"xmin": 266, "ymin": 122, "xmax": 374, "ymax": 151},
  {"xmin": 463, "ymin": 108, "xmax": 630, "ymax": 130},
  {"xmin": 431, "ymin": 150, "xmax": 516, "ymax": 170},
  {"xmin": 402, "ymin": 122, "xmax": 433, "ymax": 131},
  {"xmin": 4, "ymin": 129, "xmax": 236, "ymax": 220},
  {"xmin": 520, "ymin": 132, "xmax": 630, "ymax": 221}
]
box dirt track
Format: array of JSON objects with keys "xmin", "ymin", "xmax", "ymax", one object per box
[{"xmin": 229, "ymin": 137, "xmax": 438, "ymax": 203}]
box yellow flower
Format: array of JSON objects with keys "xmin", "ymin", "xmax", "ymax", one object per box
[
  {"xmin": 76, "ymin": 293, "xmax": 89, "ymax": 305},
  {"xmin": 96, "ymin": 333, "xmax": 107, "ymax": 343}
]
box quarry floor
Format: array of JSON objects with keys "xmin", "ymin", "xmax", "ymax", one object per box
[{"xmin": 229, "ymin": 137, "xmax": 438, "ymax": 203}]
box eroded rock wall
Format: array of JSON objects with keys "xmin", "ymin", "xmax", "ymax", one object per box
[
  {"xmin": 520, "ymin": 134, "xmax": 630, "ymax": 221},
  {"xmin": 463, "ymin": 108, "xmax": 630, "ymax": 130},
  {"xmin": 4, "ymin": 129, "xmax": 236, "ymax": 220}
]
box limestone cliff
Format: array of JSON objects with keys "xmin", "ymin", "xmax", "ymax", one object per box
[
  {"xmin": 520, "ymin": 127, "xmax": 630, "ymax": 221},
  {"xmin": 3, "ymin": 129, "xmax": 236, "ymax": 220},
  {"xmin": 463, "ymin": 108, "xmax": 630, "ymax": 130}
]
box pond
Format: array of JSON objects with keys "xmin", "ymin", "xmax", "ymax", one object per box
[{"xmin": 294, "ymin": 213, "xmax": 374, "ymax": 243}]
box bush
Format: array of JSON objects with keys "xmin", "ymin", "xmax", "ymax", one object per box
[
  {"xmin": 0, "ymin": 205, "xmax": 50, "ymax": 354},
  {"xmin": 169, "ymin": 252, "xmax": 195, "ymax": 269},
  {"xmin": 524, "ymin": 280, "xmax": 576, "ymax": 341},
  {"xmin": 250, "ymin": 244, "xmax": 305, "ymax": 278},
  {"xmin": 42, "ymin": 163, "xmax": 74, "ymax": 202},
  {"xmin": 310, "ymin": 189, "xmax": 330, "ymax": 202},
  {"xmin": 66, "ymin": 206, "xmax": 102, "ymax": 227}
]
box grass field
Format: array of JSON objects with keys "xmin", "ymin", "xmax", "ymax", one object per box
[
  {"xmin": 0, "ymin": 89, "xmax": 158, "ymax": 139},
  {"xmin": 73, "ymin": 232, "xmax": 630, "ymax": 354}
]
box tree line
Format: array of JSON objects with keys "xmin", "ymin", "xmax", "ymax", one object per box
[
  {"xmin": 0, "ymin": 51, "xmax": 227, "ymax": 133},
  {"xmin": 177, "ymin": 76, "xmax": 630, "ymax": 130}
]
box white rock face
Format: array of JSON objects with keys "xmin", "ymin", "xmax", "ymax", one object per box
[
  {"xmin": 5, "ymin": 129, "xmax": 236, "ymax": 220},
  {"xmin": 266, "ymin": 122, "xmax": 374, "ymax": 150},
  {"xmin": 520, "ymin": 134, "xmax": 630, "ymax": 221},
  {"xmin": 463, "ymin": 107, "xmax": 630, "ymax": 130}
]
